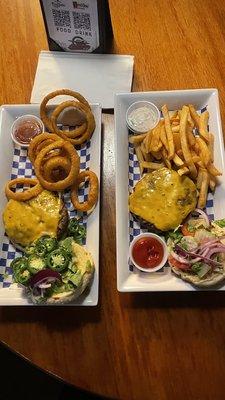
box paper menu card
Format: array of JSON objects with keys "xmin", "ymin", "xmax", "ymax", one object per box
[{"xmin": 31, "ymin": 51, "xmax": 134, "ymax": 109}]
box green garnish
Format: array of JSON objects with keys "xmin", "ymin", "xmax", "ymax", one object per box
[
  {"xmin": 46, "ymin": 249, "xmax": 69, "ymax": 272},
  {"xmin": 191, "ymin": 262, "xmax": 202, "ymax": 274},
  {"xmin": 165, "ymin": 230, "xmax": 183, "ymax": 244},
  {"xmin": 67, "ymin": 218, "xmax": 86, "ymax": 244},
  {"xmin": 11, "ymin": 257, "xmax": 31, "ymax": 285},
  {"xmin": 214, "ymin": 219, "xmax": 225, "ymax": 228},
  {"xmin": 191, "ymin": 263, "xmax": 211, "ymax": 278},
  {"xmin": 35, "ymin": 236, "xmax": 58, "ymax": 256},
  {"xmin": 59, "ymin": 237, "xmax": 73, "ymax": 257},
  {"xmin": 27, "ymin": 255, "xmax": 45, "ymax": 274},
  {"xmin": 68, "ymin": 271, "xmax": 83, "ymax": 287},
  {"xmin": 187, "ymin": 224, "xmax": 195, "ymax": 233}
]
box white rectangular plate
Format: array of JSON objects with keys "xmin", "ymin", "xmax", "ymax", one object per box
[
  {"xmin": 0, "ymin": 103, "xmax": 101, "ymax": 305},
  {"xmin": 115, "ymin": 89, "xmax": 225, "ymax": 292}
]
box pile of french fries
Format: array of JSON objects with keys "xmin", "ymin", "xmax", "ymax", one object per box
[{"xmin": 129, "ymin": 104, "xmax": 222, "ymax": 209}]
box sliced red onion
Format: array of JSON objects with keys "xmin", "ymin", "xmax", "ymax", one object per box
[
  {"xmin": 174, "ymin": 245, "xmax": 189, "ymax": 258},
  {"xmin": 199, "ymin": 239, "xmax": 219, "ymax": 251},
  {"xmin": 29, "ymin": 269, "xmax": 61, "ymax": 289},
  {"xmin": 191, "ymin": 248, "xmax": 210, "ymax": 263},
  {"xmin": 206, "ymin": 246, "xmax": 225, "ymax": 259},
  {"xmin": 38, "ymin": 283, "xmax": 52, "ymax": 289},
  {"xmin": 189, "ymin": 257, "xmax": 201, "ymax": 263},
  {"xmin": 201, "ymin": 248, "xmax": 210, "ymax": 257},
  {"xmin": 194, "ymin": 208, "xmax": 210, "ymax": 227},
  {"xmin": 170, "ymin": 250, "xmax": 190, "ymax": 265},
  {"xmin": 175, "ymin": 245, "xmax": 222, "ymax": 267}
]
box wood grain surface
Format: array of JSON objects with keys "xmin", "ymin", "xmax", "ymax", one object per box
[{"xmin": 1, "ymin": 1, "xmax": 225, "ymax": 399}]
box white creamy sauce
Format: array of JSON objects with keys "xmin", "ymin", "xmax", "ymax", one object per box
[{"xmin": 128, "ymin": 106, "xmax": 158, "ymax": 132}]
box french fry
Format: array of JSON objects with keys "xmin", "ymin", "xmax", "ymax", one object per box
[
  {"xmin": 177, "ymin": 167, "xmax": 189, "ymax": 176},
  {"xmin": 208, "ymin": 133, "xmax": 214, "ymax": 162},
  {"xmin": 134, "ymin": 144, "xmax": 145, "ymax": 175},
  {"xmin": 196, "ymin": 169, "xmax": 203, "ymax": 190},
  {"xmin": 197, "ymin": 160, "xmax": 205, "ymax": 169},
  {"xmin": 185, "ymin": 151, "xmax": 200, "ymax": 165},
  {"xmin": 187, "ymin": 126, "xmax": 196, "ymax": 147},
  {"xmin": 150, "ymin": 123, "xmax": 162, "ymax": 152},
  {"xmin": 194, "ymin": 142, "xmax": 200, "ymax": 154},
  {"xmin": 169, "ymin": 110, "xmax": 178, "ymax": 119},
  {"xmin": 180, "ymin": 105, "xmax": 197, "ymax": 178},
  {"xmin": 177, "ymin": 149, "xmax": 183, "ymax": 157},
  {"xmin": 173, "ymin": 153, "xmax": 184, "ymax": 167},
  {"xmin": 160, "ymin": 125, "xmax": 169, "ymax": 151},
  {"xmin": 173, "ymin": 131, "xmax": 181, "ymax": 151},
  {"xmin": 140, "ymin": 161, "xmax": 165, "ymax": 170},
  {"xmin": 129, "ymin": 133, "xmax": 147, "ymax": 144},
  {"xmin": 191, "ymin": 155, "xmax": 201, "ymax": 164},
  {"xmin": 162, "ymin": 105, "xmax": 175, "ymax": 160},
  {"xmin": 141, "ymin": 142, "xmax": 153, "ymax": 162},
  {"xmin": 199, "ymin": 111, "xmax": 210, "ymax": 142},
  {"xmin": 196, "ymin": 136, "xmax": 211, "ymax": 166},
  {"xmin": 143, "ymin": 130, "xmax": 152, "ymax": 153},
  {"xmin": 207, "ymin": 163, "xmax": 222, "ymax": 177},
  {"xmin": 162, "ymin": 148, "xmax": 171, "ymax": 169},
  {"xmin": 197, "ymin": 169, "xmax": 209, "ymax": 208},
  {"xmin": 151, "ymin": 150, "xmax": 162, "ymax": 160},
  {"xmin": 140, "ymin": 141, "xmax": 149, "ymax": 161},
  {"xmin": 187, "ymin": 113, "xmax": 194, "ymax": 130},
  {"xmin": 188, "ymin": 104, "xmax": 200, "ymax": 128},
  {"xmin": 209, "ymin": 175, "xmax": 217, "ymax": 191},
  {"xmin": 171, "ymin": 120, "xmax": 180, "ymax": 126},
  {"xmin": 172, "ymin": 125, "xmax": 180, "ymax": 132}
]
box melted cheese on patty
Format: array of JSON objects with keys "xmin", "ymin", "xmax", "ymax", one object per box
[
  {"xmin": 3, "ymin": 190, "xmax": 61, "ymax": 246},
  {"xmin": 129, "ymin": 168, "xmax": 197, "ymax": 231}
]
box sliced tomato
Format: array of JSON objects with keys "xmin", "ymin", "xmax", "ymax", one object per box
[
  {"xmin": 181, "ymin": 223, "xmax": 195, "ymax": 237},
  {"xmin": 168, "ymin": 255, "xmax": 190, "ymax": 270}
]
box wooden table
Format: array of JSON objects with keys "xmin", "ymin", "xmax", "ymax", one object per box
[{"xmin": 1, "ymin": 1, "xmax": 225, "ymax": 399}]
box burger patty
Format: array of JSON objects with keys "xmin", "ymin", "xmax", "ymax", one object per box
[
  {"xmin": 129, "ymin": 168, "xmax": 197, "ymax": 231},
  {"xmin": 3, "ymin": 190, "xmax": 69, "ymax": 249},
  {"xmin": 57, "ymin": 199, "xmax": 69, "ymax": 239}
]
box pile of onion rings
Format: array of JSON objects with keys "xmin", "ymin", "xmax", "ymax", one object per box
[
  {"xmin": 5, "ymin": 89, "xmax": 99, "ymax": 212},
  {"xmin": 34, "ymin": 139, "xmax": 80, "ymax": 191}
]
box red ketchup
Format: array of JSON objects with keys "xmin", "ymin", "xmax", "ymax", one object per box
[
  {"xmin": 132, "ymin": 237, "xmax": 164, "ymax": 269},
  {"xmin": 14, "ymin": 118, "xmax": 42, "ymax": 144}
]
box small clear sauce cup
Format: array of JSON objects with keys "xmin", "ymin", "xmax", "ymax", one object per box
[{"xmin": 126, "ymin": 101, "xmax": 160, "ymax": 134}]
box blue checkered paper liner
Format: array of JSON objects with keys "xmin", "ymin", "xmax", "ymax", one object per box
[
  {"xmin": 128, "ymin": 106, "xmax": 214, "ymax": 272},
  {"xmin": 0, "ymin": 140, "xmax": 91, "ymax": 288}
]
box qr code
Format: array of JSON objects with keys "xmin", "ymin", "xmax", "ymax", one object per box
[
  {"xmin": 52, "ymin": 9, "xmax": 71, "ymax": 27},
  {"xmin": 73, "ymin": 12, "xmax": 91, "ymax": 30}
]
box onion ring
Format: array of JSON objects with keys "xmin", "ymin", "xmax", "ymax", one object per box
[
  {"xmin": 43, "ymin": 156, "xmax": 71, "ymax": 182},
  {"xmin": 51, "ymin": 100, "xmax": 96, "ymax": 145},
  {"xmin": 40, "ymin": 89, "xmax": 90, "ymax": 132},
  {"xmin": 34, "ymin": 140, "xmax": 80, "ymax": 191},
  {"xmin": 5, "ymin": 178, "xmax": 43, "ymax": 201},
  {"xmin": 36, "ymin": 138, "xmax": 55, "ymax": 153},
  {"xmin": 28, "ymin": 133, "xmax": 59, "ymax": 164},
  {"xmin": 71, "ymin": 170, "xmax": 99, "ymax": 212}
]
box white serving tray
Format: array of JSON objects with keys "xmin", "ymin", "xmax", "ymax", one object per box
[
  {"xmin": 115, "ymin": 88, "xmax": 225, "ymax": 292},
  {"xmin": 0, "ymin": 103, "xmax": 101, "ymax": 305}
]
